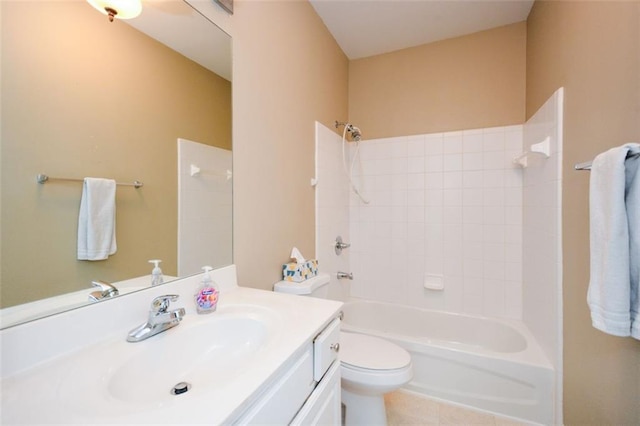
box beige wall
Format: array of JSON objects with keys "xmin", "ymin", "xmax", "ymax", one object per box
[
  {"xmin": 230, "ymin": 0, "xmax": 349, "ymax": 289},
  {"xmin": 527, "ymin": 1, "xmax": 640, "ymax": 424},
  {"xmin": 1, "ymin": 1, "xmax": 231, "ymax": 307},
  {"xmin": 348, "ymin": 22, "xmax": 526, "ymax": 140}
]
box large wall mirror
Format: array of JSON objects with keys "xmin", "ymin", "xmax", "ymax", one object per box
[{"xmin": 0, "ymin": 0, "xmax": 232, "ymax": 328}]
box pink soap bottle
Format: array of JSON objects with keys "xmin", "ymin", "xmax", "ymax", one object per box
[{"xmin": 195, "ymin": 266, "xmax": 219, "ymax": 314}]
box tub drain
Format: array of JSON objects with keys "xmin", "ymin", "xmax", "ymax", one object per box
[{"xmin": 171, "ymin": 382, "xmax": 191, "ymax": 395}]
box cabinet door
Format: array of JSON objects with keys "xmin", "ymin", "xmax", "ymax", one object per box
[
  {"xmin": 313, "ymin": 318, "xmax": 341, "ymax": 381},
  {"xmin": 291, "ymin": 361, "xmax": 341, "ymax": 426}
]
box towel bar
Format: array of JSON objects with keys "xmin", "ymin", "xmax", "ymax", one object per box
[
  {"xmin": 36, "ymin": 174, "xmax": 143, "ymax": 188},
  {"xmin": 575, "ymin": 152, "xmax": 640, "ymax": 171}
]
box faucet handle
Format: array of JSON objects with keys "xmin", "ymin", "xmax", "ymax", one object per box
[
  {"xmin": 334, "ymin": 236, "xmax": 351, "ymax": 255},
  {"xmin": 151, "ymin": 294, "xmax": 180, "ymax": 313}
]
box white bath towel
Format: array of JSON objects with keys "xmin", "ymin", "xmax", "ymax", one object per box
[
  {"xmin": 77, "ymin": 177, "xmax": 117, "ymax": 261},
  {"xmin": 626, "ymin": 148, "xmax": 640, "ymax": 339},
  {"xmin": 587, "ymin": 143, "xmax": 640, "ymax": 338}
]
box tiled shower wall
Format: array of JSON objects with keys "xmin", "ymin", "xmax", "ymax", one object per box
[{"xmin": 348, "ymin": 126, "xmax": 525, "ymax": 319}]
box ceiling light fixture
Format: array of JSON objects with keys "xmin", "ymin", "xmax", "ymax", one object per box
[{"xmin": 87, "ymin": 0, "xmax": 142, "ymax": 22}]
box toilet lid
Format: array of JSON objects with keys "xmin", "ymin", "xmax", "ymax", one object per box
[{"xmin": 339, "ymin": 332, "xmax": 411, "ymax": 370}]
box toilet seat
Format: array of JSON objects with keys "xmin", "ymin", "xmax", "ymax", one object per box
[
  {"xmin": 339, "ymin": 332, "xmax": 413, "ymax": 392},
  {"xmin": 339, "ymin": 332, "xmax": 411, "ymax": 371}
]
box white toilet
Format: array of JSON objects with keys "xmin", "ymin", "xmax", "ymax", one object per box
[{"xmin": 274, "ymin": 273, "xmax": 413, "ymax": 425}]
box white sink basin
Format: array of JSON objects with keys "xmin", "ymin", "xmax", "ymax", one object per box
[
  {"xmin": 41, "ymin": 305, "xmax": 282, "ymax": 421},
  {"xmin": 108, "ymin": 315, "xmax": 268, "ymax": 404}
]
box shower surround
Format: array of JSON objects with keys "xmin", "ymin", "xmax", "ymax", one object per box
[{"xmin": 315, "ymin": 88, "xmax": 563, "ymax": 424}]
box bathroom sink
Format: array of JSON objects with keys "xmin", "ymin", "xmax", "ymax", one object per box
[
  {"xmin": 107, "ymin": 315, "xmax": 269, "ymax": 404},
  {"xmin": 50, "ymin": 305, "xmax": 280, "ymax": 420}
]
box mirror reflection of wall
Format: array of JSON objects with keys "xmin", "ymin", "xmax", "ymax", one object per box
[
  {"xmin": 177, "ymin": 138, "xmax": 233, "ymax": 276},
  {"xmin": 0, "ymin": 1, "xmax": 232, "ymax": 309}
]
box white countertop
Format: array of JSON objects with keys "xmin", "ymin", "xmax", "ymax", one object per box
[{"xmin": 0, "ymin": 266, "xmax": 343, "ymax": 424}]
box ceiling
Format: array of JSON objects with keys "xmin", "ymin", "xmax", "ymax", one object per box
[
  {"xmin": 309, "ymin": 0, "xmax": 534, "ymax": 59},
  {"xmin": 126, "ymin": 0, "xmax": 232, "ymax": 81}
]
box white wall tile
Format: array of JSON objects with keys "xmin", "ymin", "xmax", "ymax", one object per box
[
  {"xmin": 443, "ymin": 133, "xmax": 463, "ymax": 153},
  {"xmin": 407, "ymin": 156, "xmax": 425, "ymax": 174},
  {"xmin": 483, "ymin": 151, "xmax": 505, "ymax": 169},
  {"xmin": 407, "ymin": 173, "xmax": 425, "ymax": 190},
  {"xmin": 407, "ymin": 206, "xmax": 425, "ymax": 223},
  {"xmin": 443, "ymin": 171, "xmax": 463, "ymax": 189},
  {"xmin": 483, "ymin": 279, "xmax": 506, "ymax": 317},
  {"xmin": 424, "ymin": 134, "xmax": 444, "ymax": 155},
  {"xmin": 424, "ymin": 190, "xmax": 443, "ymax": 207},
  {"xmin": 463, "ymin": 133, "xmax": 484, "ymax": 153},
  {"xmin": 425, "ymin": 172, "xmax": 443, "ymax": 189},
  {"xmin": 483, "ymin": 131, "xmax": 505, "ymax": 152},
  {"xmin": 333, "ymin": 124, "xmax": 527, "ymax": 320},
  {"xmin": 483, "ymin": 169, "xmax": 505, "ymax": 187},
  {"xmin": 463, "ymin": 170, "xmax": 484, "ymax": 188},
  {"xmin": 463, "ymin": 188, "xmax": 483, "ymax": 206},
  {"xmin": 425, "ymin": 155, "xmax": 444, "ymax": 172},
  {"xmin": 443, "ymin": 206, "xmax": 463, "ymax": 224},
  {"xmin": 407, "ymin": 135, "xmax": 426, "ymax": 157},
  {"xmin": 443, "ymin": 154, "xmax": 463, "ymax": 171},
  {"xmin": 443, "ymin": 189, "xmax": 463, "ymax": 206},
  {"xmin": 463, "ymin": 152, "xmax": 484, "ymax": 170},
  {"xmin": 425, "ymin": 206, "xmax": 444, "ymax": 224}
]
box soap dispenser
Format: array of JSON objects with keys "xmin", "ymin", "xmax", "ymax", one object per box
[
  {"xmin": 195, "ymin": 266, "xmax": 219, "ymax": 314},
  {"xmin": 149, "ymin": 259, "xmax": 164, "ymax": 286}
]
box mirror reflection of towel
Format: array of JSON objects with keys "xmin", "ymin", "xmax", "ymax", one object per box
[{"xmin": 77, "ymin": 178, "xmax": 117, "ymax": 261}]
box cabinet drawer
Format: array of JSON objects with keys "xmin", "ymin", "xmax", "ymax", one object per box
[{"xmin": 313, "ymin": 318, "xmax": 341, "ymax": 381}]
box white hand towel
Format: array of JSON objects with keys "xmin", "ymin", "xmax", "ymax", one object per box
[
  {"xmin": 77, "ymin": 177, "xmax": 117, "ymax": 261},
  {"xmin": 587, "ymin": 143, "xmax": 640, "ymax": 338}
]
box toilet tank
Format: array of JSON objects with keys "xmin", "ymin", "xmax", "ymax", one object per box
[{"xmin": 273, "ymin": 273, "xmax": 331, "ymax": 298}]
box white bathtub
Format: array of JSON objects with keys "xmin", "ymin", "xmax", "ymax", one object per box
[{"xmin": 341, "ymin": 300, "xmax": 555, "ymax": 425}]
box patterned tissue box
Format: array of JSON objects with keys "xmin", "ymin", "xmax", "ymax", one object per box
[{"xmin": 282, "ymin": 259, "xmax": 319, "ymax": 282}]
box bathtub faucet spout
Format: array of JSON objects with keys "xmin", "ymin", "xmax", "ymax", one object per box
[{"xmin": 337, "ymin": 271, "xmax": 353, "ymax": 280}]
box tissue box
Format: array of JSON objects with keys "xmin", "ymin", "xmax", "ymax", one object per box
[{"xmin": 282, "ymin": 260, "xmax": 319, "ymax": 282}]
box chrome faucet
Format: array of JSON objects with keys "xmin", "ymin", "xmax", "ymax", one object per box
[
  {"xmin": 88, "ymin": 280, "xmax": 119, "ymax": 302},
  {"xmin": 127, "ymin": 295, "xmax": 186, "ymax": 343},
  {"xmin": 337, "ymin": 271, "xmax": 353, "ymax": 280}
]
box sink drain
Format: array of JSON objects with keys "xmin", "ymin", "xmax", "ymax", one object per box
[{"xmin": 171, "ymin": 382, "xmax": 192, "ymax": 395}]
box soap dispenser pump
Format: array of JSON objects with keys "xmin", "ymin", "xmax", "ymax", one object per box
[
  {"xmin": 195, "ymin": 266, "xmax": 219, "ymax": 314},
  {"xmin": 149, "ymin": 259, "xmax": 164, "ymax": 286}
]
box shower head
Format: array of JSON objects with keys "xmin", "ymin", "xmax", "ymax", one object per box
[
  {"xmin": 347, "ymin": 124, "xmax": 362, "ymax": 141},
  {"xmin": 335, "ymin": 121, "xmax": 362, "ymax": 141}
]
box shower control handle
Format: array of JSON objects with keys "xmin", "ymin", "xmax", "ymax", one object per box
[
  {"xmin": 334, "ymin": 236, "xmax": 351, "ymax": 255},
  {"xmin": 337, "ymin": 271, "xmax": 353, "ymax": 280}
]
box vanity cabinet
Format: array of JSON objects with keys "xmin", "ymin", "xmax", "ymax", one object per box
[{"xmin": 234, "ymin": 318, "xmax": 341, "ymax": 425}]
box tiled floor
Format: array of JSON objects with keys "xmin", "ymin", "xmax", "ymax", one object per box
[{"xmin": 385, "ymin": 390, "xmax": 530, "ymax": 426}]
